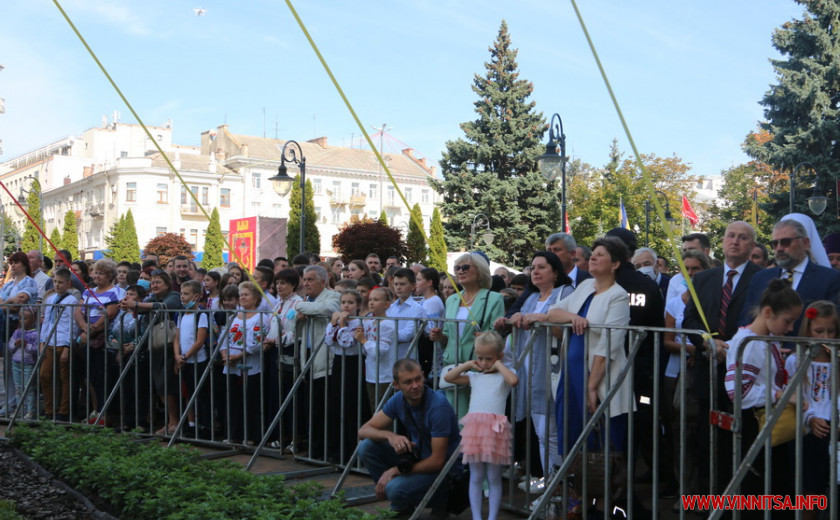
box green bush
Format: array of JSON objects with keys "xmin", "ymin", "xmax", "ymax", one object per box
[
  {"xmin": 11, "ymin": 424, "xmax": 382, "ymax": 520},
  {"xmin": 0, "ymin": 500, "xmax": 22, "ymax": 520}
]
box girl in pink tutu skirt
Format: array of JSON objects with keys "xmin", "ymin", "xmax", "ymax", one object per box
[{"xmin": 444, "ymin": 331, "xmax": 518, "ymax": 520}]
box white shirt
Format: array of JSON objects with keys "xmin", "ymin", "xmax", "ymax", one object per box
[
  {"xmin": 781, "ymin": 257, "xmax": 809, "ymax": 290},
  {"xmin": 178, "ymin": 312, "xmax": 209, "ymax": 364},
  {"xmin": 386, "ymin": 297, "xmax": 426, "ymax": 363},
  {"xmin": 361, "ymin": 316, "xmax": 395, "ymax": 383},
  {"xmin": 721, "ymin": 260, "xmax": 750, "ymax": 291}
]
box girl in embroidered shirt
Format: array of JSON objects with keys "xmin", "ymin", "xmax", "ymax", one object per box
[
  {"xmin": 784, "ymin": 300, "xmax": 839, "ymax": 519},
  {"xmin": 724, "ymin": 278, "xmax": 802, "ymax": 501},
  {"xmin": 444, "ymin": 331, "xmax": 518, "ymax": 520}
]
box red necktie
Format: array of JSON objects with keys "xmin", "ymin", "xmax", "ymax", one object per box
[{"xmin": 718, "ymin": 270, "xmax": 737, "ymax": 337}]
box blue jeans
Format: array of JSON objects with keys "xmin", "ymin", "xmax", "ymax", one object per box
[{"xmin": 357, "ymin": 439, "xmax": 451, "ymax": 512}]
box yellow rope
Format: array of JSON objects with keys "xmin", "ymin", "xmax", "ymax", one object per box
[{"xmin": 568, "ymin": 0, "xmax": 713, "ymax": 338}]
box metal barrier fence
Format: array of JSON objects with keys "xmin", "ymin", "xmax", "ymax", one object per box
[{"xmin": 2, "ymin": 303, "xmax": 838, "ymax": 519}]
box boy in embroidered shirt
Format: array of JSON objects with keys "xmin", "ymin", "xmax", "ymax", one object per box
[
  {"xmin": 39, "ymin": 268, "xmax": 79, "ymax": 421},
  {"xmin": 174, "ymin": 280, "xmax": 211, "ymax": 438},
  {"xmin": 355, "ymin": 287, "xmax": 395, "ymax": 414}
]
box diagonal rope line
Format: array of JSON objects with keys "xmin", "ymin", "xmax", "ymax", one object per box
[
  {"xmin": 569, "ymin": 0, "xmax": 713, "ymax": 336},
  {"xmin": 51, "ymin": 0, "xmax": 276, "ymax": 306}
]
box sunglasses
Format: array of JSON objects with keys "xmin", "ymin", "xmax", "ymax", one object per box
[
  {"xmin": 453, "ymin": 264, "xmax": 472, "ymax": 273},
  {"xmin": 768, "ymin": 237, "xmax": 802, "ymax": 249}
]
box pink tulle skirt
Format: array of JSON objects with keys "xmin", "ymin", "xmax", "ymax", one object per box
[{"xmin": 459, "ymin": 412, "xmax": 512, "ymax": 465}]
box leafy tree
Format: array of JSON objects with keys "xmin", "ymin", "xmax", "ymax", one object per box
[
  {"xmin": 743, "ymin": 2, "xmax": 840, "ymax": 230},
  {"xmin": 21, "ymin": 179, "xmax": 42, "ymax": 253},
  {"xmin": 428, "ymin": 207, "xmax": 448, "ymax": 272},
  {"xmin": 122, "ymin": 209, "xmax": 140, "ymax": 263},
  {"xmin": 203, "ymin": 207, "xmax": 224, "ymax": 269},
  {"xmin": 61, "ymin": 210, "xmax": 78, "ymax": 260},
  {"xmin": 2, "ymin": 215, "xmax": 19, "ymax": 256},
  {"xmin": 432, "ymin": 20, "xmax": 557, "ymax": 266},
  {"xmin": 286, "ymin": 177, "xmax": 320, "ymax": 255},
  {"xmin": 333, "ymin": 218, "xmax": 408, "ymax": 263},
  {"xmin": 405, "ymin": 204, "xmax": 427, "ymax": 265},
  {"xmin": 143, "ymin": 233, "xmax": 193, "ymax": 265},
  {"xmin": 49, "ymin": 228, "xmax": 62, "ymax": 254},
  {"xmin": 567, "ymin": 141, "xmax": 695, "ymax": 260}
]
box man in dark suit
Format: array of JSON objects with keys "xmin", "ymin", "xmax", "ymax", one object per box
[
  {"xmin": 632, "ymin": 246, "xmax": 671, "ymax": 301},
  {"xmin": 739, "ymin": 218, "xmax": 840, "ymax": 329},
  {"xmin": 682, "ymin": 221, "xmax": 761, "ymax": 495}
]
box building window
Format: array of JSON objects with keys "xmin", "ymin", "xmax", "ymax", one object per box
[
  {"xmin": 252, "ymin": 173, "xmax": 261, "ymax": 189},
  {"xmin": 190, "ymin": 186, "xmax": 199, "ymax": 211},
  {"xmin": 201, "ymin": 187, "xmax": 209, "ymax": 205},
  {"xmin": 220, "ymin": 188, "xmax": 231, "ymax": 207},
  {"xmin": 180, "ymin": 186, "xmax": 187, "ymax": 205},
  {"xmin": 252, "ymin": 202, "xmax": 261, "ymax": 212},
  {"xmin": 190, "ymin": 229, "xmax": 198, "ymax": 249},
  {"xmin": 422, "ymin": 189, "xmax": 430, "ymax": 204},
  {"xmin": 351, "ymin": 182, "xmax": 360, "ymax": 196},
  {"xmin": 156, "ymin": 227, "xmax": 167, "ymax": 236},
  {"xmin": 332, "ymin": 208, "xmax": 342, "ymax": 224},
  {"xmin": 331, "ymin": 181, "xmax": 341, "ymax": 200},
  {"xmin": 315, "ymin": 207, "xmax": 322, "ymax": 221},
  {"xmin": 313, "ymin": 179, "xmax": 322, "ymax": 195},
  {"xmin": 126, "ymin": 182, "xmax": 137, "ymax": 202},
  {"xmin": 179, "ymin": 228, "xmax": 186, "ymax": 239},
  {"xmin": 120, "ymin": 151, "xmax": 128, "ymax": 158},
  {"xmin": 405, "ymin": 187, "xmax": 413, "ymax": 203},
  {"xmin": 157, "ymin": 183, "xmax": 168, "ymax": 204},
  {"xmin": 369, "ymin": 183, "xmax": 378, "ymax": 200},
  {"xmin": 387, "ymin": 186, "xmax": 395, "ymax": 206}
]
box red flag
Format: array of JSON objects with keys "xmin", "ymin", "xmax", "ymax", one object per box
[
  {"xmin": 682, "ymin": 195, "xmax": 699, "ymax": 226},
  {"xmin": 564, "ymin": 212, "xmax": 571, "ymax": 233}
]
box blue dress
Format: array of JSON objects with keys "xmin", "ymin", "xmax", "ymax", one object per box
[{"xmin": 555, "ymin": 293, "xmax": 627, "ymax": 454}]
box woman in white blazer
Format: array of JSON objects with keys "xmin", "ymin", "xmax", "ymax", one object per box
[{"xmin": 546, "ymin": 236, "xmax": 634, "ymax": 456}]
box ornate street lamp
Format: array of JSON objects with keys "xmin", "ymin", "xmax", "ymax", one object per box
[
  {"xmin": 790, "ymin": 162, "xmax": 828, "ymax": 216},
  {"xmin": 644, "ymin": 190, "xmax": 677, "ymax": 247},
  {"xmin": 269, "ymin": 141, "xmax": 306, "ymax": 255},
  {"xmin": 470, "ymin": 213, "xmax": 494, "ymax": 250},
  {"xmin": 537, "ymin": 114, "xmax": 567, "ymax": 228}
]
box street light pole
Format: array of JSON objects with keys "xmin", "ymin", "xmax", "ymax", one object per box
[
  {"xmin": 790, "ymin": 162, "xmax": 828, "ymax": 216},
  {"xmin": 644, "ymin": 190, "xmax": 676, "ymax": 247},
  {"xmin": 269, "ymin": 141, "xmax": 307, "ymax": 255},
  {"xmin": 469, "ymin": 213, "xmax": 494, "ymax": 250},
  {"xmin": 537, "ymin": 114, "xmax": 567, "ymax": 229}
]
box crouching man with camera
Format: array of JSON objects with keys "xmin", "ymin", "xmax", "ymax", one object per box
[{"xmin": 358, "ymin": 359, "xmax": 462, "ymax": 518}]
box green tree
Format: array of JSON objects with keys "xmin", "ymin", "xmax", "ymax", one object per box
[
  {"xmin": 405, "ymin": 203, "xmax": 427, "ymax": 265},
  {"xmin": 49, "ymin": 227, "xmax": 62, "ymax": 253},
  {"xmin": 743, "ymin": 2, "xmax": 840, "ymax": 230},
  {"xmin": 21, "ymin": 179, "xmax": 42, "ymax": 253},
  {"xmin": 122, "ymin": 209, "xmax": 140, "ymax": 263},
  {"xmin": 203, "ymin": 207, "xmax": 224, "ymax": 269},
  {"xmin": 428, "ymin": 207, "xmax": 448, "ymax": 272},
  {"xmin": 2, "ymin": 215, "xmax": 19, "ymax": 257},
  {"xmin": 287, "ymin": 177, "xmax": 321, "ymax": 255},
  {"xmin": 61, "ymin": 210, "xmax": 78, "ymax": 260},
  {"xmin": 379, "ymin": 210, "xmax": 388, "ymax": 224},
  {"xmin": 432, "ymin": 20, "xmax": 557, "ymax": 265},
  {"xmin": 567, "ymin": 141, "xmax": 695, "ymax": 259}
]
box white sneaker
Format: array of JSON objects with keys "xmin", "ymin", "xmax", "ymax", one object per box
[{"xmin": 518, "ymin": 477, "xmax": 546, "ymax": 494}]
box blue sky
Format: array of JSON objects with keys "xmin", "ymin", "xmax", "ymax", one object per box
[{"xmin": 0, "ymin": 1, "xmax": 805, "ymax": 179}]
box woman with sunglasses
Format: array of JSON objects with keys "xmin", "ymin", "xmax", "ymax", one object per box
[
  {"xmin": 430, "ymin": 252, "xmax": 504, "ymax": 418},
  {"xmin": 0, "ymin": 252, "xmax": 38, "ymax": 416}
]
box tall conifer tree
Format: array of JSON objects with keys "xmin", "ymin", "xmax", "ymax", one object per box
[
  {"xmin": 204, "ymin": 207, "xmax": 224, "ymax": 269},
  {"xmin": 286, "ymin": 177, "xmax": 320, "ymax": 255},
  {"xmin": 61, "ymin": 210, "xmax": 78, "ymax": 260},
  {"xmin": 428, "ymin": 207, "xmax": 448, "ymax": 272},
  {"xmin": 406, "ymin": 203, "xmax": 427, "ymax": 265}
]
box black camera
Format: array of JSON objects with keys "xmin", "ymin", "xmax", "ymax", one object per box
[{"xmin": 396, "ymin": 448, "xmax": 420, "ymax": 474}]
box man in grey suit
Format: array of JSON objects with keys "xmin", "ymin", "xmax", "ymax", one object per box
[{"xmin": 295, "ymin": 265, "xmax": 341, "ymax": 459}]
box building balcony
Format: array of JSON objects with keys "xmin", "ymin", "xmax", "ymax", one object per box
[
  {"xmin": 88, "ymin": 203, "xmax": 105, "ymax": 217},
  {"xmin": 180, "ymin": 204, "xmax": 202, "ymax": 216},
  {"xmin": 349, "ymin": 193, "xmax": 366, "ymax": 206},
  {"xmin": 384, "ymin": 198, "xmax": 401, "ymax": 209},
  {"xmin": 329, "ymin": 192, "xmax": 346, "ymax": 205}
]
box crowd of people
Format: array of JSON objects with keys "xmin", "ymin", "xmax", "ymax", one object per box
[{"xmin": 2, "ymin": 213, "xmax": 840, "ymax": 518}]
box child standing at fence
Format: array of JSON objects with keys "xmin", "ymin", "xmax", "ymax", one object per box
[
  {"xmin": 10, "ymin": 307, "xmax": 39, "ymax": 419},
  {"xmin": 783, "ymin": 300, "xmax": 839, "ymax": 520},
  {"xmin": 355, "ymin": 287, "xmax": 394, "ymax": 414},
  {"xmin": 444, "ymin": 331, "xmax": 518, "ymax": 520},
  {"xmin": 724, "ymin": 279, "xmax": 802, "ymax": 511},
  {"xmin": 174, "ymin": 280, "xmax": 211, "ymax": 439},
  {"xmin": 326, "ymin": 289, "xmax": 369, "ymax": 462},
  {"xmin": 40, "ymin": 268, "xmax": 79, "ymax": 422}
]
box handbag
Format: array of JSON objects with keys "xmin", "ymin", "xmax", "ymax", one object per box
[
  {"xmin": 570, "ymin": 423, "xmax": 627, "ymax": 499},
  {"xmin": 150, "ymin": 317, "xmax": 176, "ymax": 350},
  {"xmin": 753, "ymin": 403, "xmax": 798, "ymax": 447}
]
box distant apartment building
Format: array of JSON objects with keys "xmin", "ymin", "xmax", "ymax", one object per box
[{"xmin": 0, "ymin": 120, "xmax": 438, "ymax": 259}]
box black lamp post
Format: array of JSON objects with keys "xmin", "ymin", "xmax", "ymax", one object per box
[
  {"xmin": 537, "ymin": 114, "xmax": 567, "ymax": 228},
  {"xmin": 790, "ymin": 162, "xmax": 828, "ymax": 216},
  {"xmin": 269, "ymin": 141, "xmax": 306, "ymax": 255},
  {"xmin": 644, "ymin": 190, "xmax": 676, "ymax": 247}
]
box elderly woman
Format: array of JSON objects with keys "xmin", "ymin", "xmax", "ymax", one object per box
[
  {"xmin": 74, "ymin": 258, "xmax": 124, "ymax": 423},
  {"xmin": 508, "ymin": 251, "xmax": 574, "ymax": 481},
  {"xmin": 122, "ymin": 269, "xmax": 183, "ymax": 435},
  {"xmin": 0, "ymin": 251, "xmax": 38, "ymax": 415},
  {"xmin": 546, "ymin": 236, "xmax": 634, "ymax": 456},
  {"xmin": 430, "ymin": 252, "xmax": 505, "ymax": 417}
]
